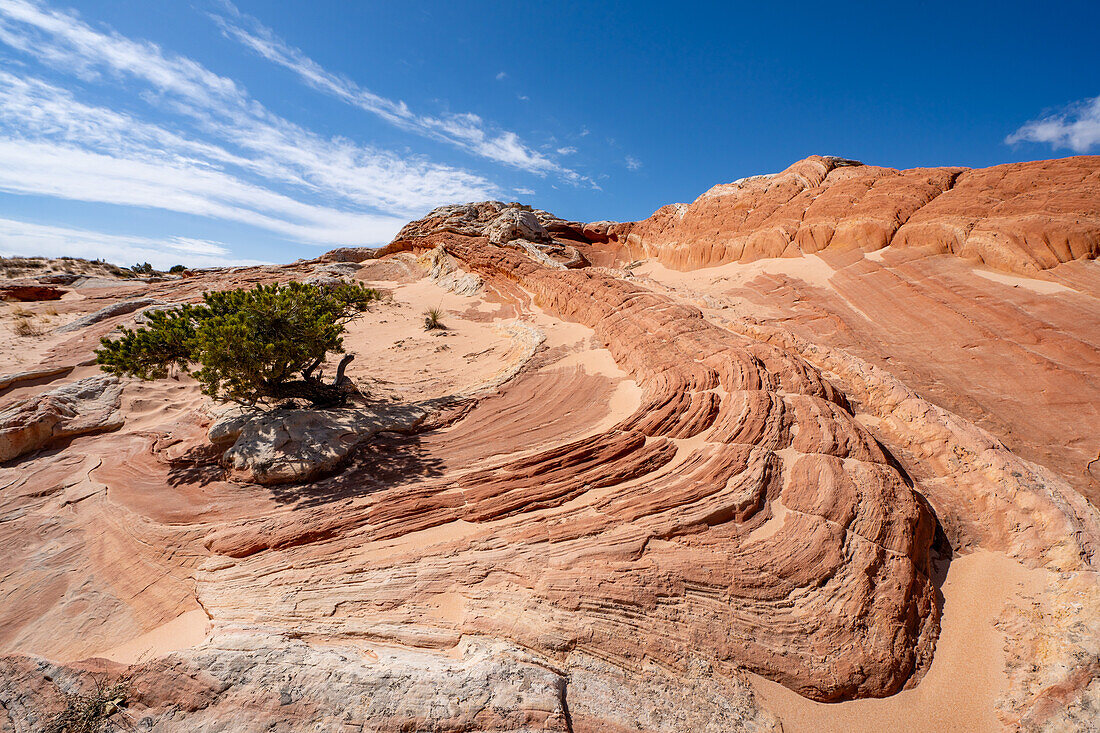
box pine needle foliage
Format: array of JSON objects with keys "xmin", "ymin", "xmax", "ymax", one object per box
[{"xmin": 96, "ymin": 281, "xmax": 382, "ymax": 406}]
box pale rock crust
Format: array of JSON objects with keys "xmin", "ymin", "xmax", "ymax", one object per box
[
  {"xmin": 485, "ymin": 208, "xmax": 552, "ymax": 245},
  {"xmin": 0, "ymin": 633, "xmax": 780, "ymax": 732},
  {"xmin": 423, "ymin": 245, "xmax": 484, "ymax": 295},
  {"xmin": 0, "ymin": 365, "xmax": 73, "ymax": 390}
]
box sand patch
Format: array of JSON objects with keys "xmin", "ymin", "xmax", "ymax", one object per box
[
  {"xmin": 753, "ymin": 550, "xmax": 1045, "ymax": 732},
  {"xmin": 93, "ymin": 608, "xmax": 210, "ymax": 664},
  {"xmin": 972, "ymin": 268, "xmax": 1071, "ymax": 294},
  {"xmin": 637, "ymin": 253, "xmax": 838, "ymax": 290}
]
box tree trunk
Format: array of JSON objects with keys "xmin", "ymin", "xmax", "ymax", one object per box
[{"xmin": 332, "ymin": 354, "xmax": 354, "ymax": 385}]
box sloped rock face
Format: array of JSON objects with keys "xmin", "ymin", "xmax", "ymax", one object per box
[
  {"xmin": 0, "ymin": 375, "xmax": 122, "ymax": 461},
  {"xmin": 614, "ymin": 155, "xmax": 1100, "ymax": 274},
  {"xmin": 54, "ymin": 298, "xmax": 160, "ymax": 333}
]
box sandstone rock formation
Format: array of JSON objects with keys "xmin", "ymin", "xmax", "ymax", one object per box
[
  {"xmin": 0, "ymin": 283, "xmax": 66, "ymax": 301},
  {"xmin": 0, "ymin": 375, "xmax": 122, "ymax": 461},
  {"xmin": 611, "ymin": 155, "xmax": 1100, "ymax": 275},
  {"xmin": 485, "ymin": 208, "xmax": 551, "ymax": 244},
  {"xmin": 0, "ymin": 155, "xmax": 1098, "ymax": 732},
  {"xmin": 54, "ymin": 298, "xmax": 160, "ymax": 333}
]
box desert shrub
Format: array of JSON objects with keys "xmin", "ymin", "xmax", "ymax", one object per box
[
  {"xmin": 168, "ymin": 265, "xmax": 187, "ymax": 274},
  {"xmin": 42, "ymin": 673, "xmax": 131, "ymax": 733},
  {"xmin": 423, "ymin": 307, "xmax": 445, "ymax": 330},
  {"xmin": 130, "ymin": 262, "xmax": 155, "ymax": 275},
  {"xmin": 96, "ymin": 281, "xmax": 382, "ymax": 406}
]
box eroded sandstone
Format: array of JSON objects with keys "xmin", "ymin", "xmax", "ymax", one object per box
[
  {"xmin": 1, "ymin": 155, "xmax": 1098, "ymax": 731},
  {"xmin": 0, "ymin": 375, "xmax": 123, "ymax": 461}
]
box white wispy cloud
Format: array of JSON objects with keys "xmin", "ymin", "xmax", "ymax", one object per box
[
  {"xmin": 0, "ymin": 216, "xmax": 269, "ymax": 269},
  {"xmin": 1006, "ymin": 95, "xmax": 1100, "ymax": 153},
  {"xmin": 625, "ymin": 155, "xmax": 642, "ymax": 171},
  {"xmin": 210, "ymin": 2, "xmax": 595, "ymax": 185},
  {"xmin": 0, "ymin": 139, "xmax": 407, "ymax": 244},
  {"xmin": 0, "ymin": 0, "xmax": 246, "ymax": 109},
  {"xmin": 495, "ymin": 71, "xmax": 507, "ymax": 81},
  {"xmin": 0, "ymin": 0, "xmax": 502, "ymax": 248},
  {"xmin": 556, "ymin": 146, "xmax": 577, "ymax": 155}
]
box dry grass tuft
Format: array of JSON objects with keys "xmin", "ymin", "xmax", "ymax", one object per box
[
  {"xmin": 14, "ymin": 314, "xmax": 44, "ymax": 337},
  {"xmin": 42, "ymin": 673, "xmax": 132, "ymax": 733}
]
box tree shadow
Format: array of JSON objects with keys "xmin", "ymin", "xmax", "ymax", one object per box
[
  {"xmin": 265, "ymin": 431, "xmax": 447, "ymax": 508},
  {"xmin": 164, "ymin": 442, "xmax": 228, "ymax": 487}
]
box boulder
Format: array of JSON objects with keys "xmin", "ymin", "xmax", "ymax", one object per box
[
  {"xmin": 215, "ymin": 401, "xmax": 435, "ymax": 485},
  {"xmin": 0, "ymin": 375, "xmax": 123, "ymax": 461}
]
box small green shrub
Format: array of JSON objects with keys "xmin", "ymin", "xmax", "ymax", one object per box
[
  {"xmin": 423, "ymin": 307, "xmax": 445, "ymax": 330},
  {"xmin": 96, "ymin": 281, "xmax": 383, "ymax": 406}
]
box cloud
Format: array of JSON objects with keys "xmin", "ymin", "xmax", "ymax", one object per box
[
  {"xmin": 0, "ymin": 139, "xmax": 407, "ymax": 244},
  {"xmin": 0, "ymin": 0, "xmax": 247, "ymax": 109},
  {"xmin": 210, "ymin": 3, "xmax": 595, "ymax": 185},
  {"xmin": 625, "ymin": 155, "xmax": 642, "ymax": 171},
  {"xmin": 495, "ymin": 71, "xmax": 507, "ymax": 80},
  {"xmin": 1006, "ymin": 95, "xmax": 1100, "ymax": 153},
  {"xmin": 0, "ymin": 0, "xmax": 502, "ymax": 246},
  {"xmin": 556, "ymin": 146, "xmax": 577, "ymax": 155},
  {"xmin": 513, "ymin": 187, "xmax": 535, "ymax": 196},
  {"xmin": 0, "ymin": 216, "xmax": 270, "ymax": 269}
]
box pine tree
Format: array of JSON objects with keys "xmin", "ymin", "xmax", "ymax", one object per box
[{"xmin": 96, "ymin": 281, "xmax": 382, "ymax": 406}]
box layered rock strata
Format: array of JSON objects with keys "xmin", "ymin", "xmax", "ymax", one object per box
[{"xmin": 610, "ymin": 155, "xmax": 1100, "ymax": 274}]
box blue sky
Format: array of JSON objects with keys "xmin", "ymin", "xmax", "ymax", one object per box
[{"xmin": 0, "ymin": 0, "xmax": 1097, "ymax": 268}]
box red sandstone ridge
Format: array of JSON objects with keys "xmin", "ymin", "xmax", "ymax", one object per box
[
  {"xmin": 1, "ymin": 155, "xmax": 1098, "ymax": 731},
  {"xmin": 607, "ymin": 154, "xmax": 1100, "ymax": 275}
]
